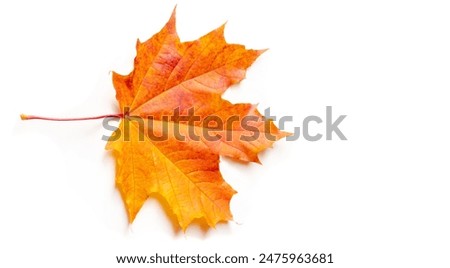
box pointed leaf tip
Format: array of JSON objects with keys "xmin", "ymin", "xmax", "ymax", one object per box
[{"xmin": 166, "ymin": 6, "xmax": 177, "ymax": 32}]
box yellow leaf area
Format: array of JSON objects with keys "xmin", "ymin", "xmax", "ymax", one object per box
[{"xmin": 106, "ymin": 8, "xmax": 289, "ymax": 230}]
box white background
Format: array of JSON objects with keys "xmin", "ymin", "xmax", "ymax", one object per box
[{"xmin": 1, "ymin": 0, "xmax": 449, "ymax": 267}]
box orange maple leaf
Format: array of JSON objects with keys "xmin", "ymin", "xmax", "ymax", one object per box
[{"xmin": 105, "ymin": 8, "xmax": 288, "ymax": 230}]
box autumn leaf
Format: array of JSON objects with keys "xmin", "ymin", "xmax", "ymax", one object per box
[
  {"xmin": 104, "ymin": 8, "xmax": 289, "ymax": 230},
  {"xmin": 21, "ymin": 7, "xmax": 289, "ymax": 230}
]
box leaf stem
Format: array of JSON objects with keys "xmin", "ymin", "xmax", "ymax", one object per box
[{"xmin": 20, "ymin": 113, "xmax": 123, "ymax": 121}]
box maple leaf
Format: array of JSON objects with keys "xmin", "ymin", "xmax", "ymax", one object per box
[
  {"xmin": 20, "ymin": 7, "xmax": 289, "ymax": 230},
  {"xmin": 105, "ymin": 8, "xmax": 289, "ymax": 230}
]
